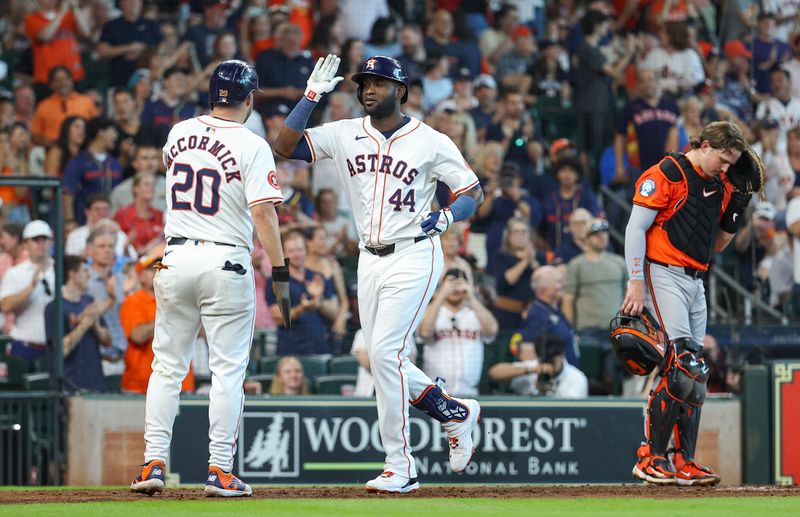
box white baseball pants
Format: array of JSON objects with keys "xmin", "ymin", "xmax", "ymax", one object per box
[
  {"xmin": 144, "ymin": 241, "xmax": 255, "ymax": 472},
  {"xmin": 358, "ymin": 235, "xmax": 443, "ymax": 479}
]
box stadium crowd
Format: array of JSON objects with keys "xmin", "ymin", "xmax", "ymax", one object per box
[{"xmin": 0, "ymin": 0, "xmax": 796, "ymax": 397}]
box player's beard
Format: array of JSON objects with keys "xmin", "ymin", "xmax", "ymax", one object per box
[{"xmin": 364, "ymin": 94, "xmax": 396, "ymax": 120}]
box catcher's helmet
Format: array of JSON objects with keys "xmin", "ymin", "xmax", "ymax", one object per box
[
  {"xmin": 609, "ymin": 308, "xmax": 667, "ymax": 376},
  {"xmin": 351, "ymin": 56, "xmax": 409, "ymax": 104},
  {"xmin": 208, "ymin": 59, "xmax": 260, "ymax": 107}
]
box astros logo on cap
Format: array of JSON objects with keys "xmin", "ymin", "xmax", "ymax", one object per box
[{"xmin": 365, "ymin": 58, "xmax": 377, "ymax": 70}]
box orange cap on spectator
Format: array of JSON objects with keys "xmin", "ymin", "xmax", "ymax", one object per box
[
  {"xmin": 513, "ymin": 26, "xmax": 533, "ymax": 40},
  {"xmin": 549, "ymin": 138, "xmax": 575, "ymax": 161},
  {"xmin": 724, "ymin": 40, "xmax": 752, "ymax": 60},
  {"xmin": 136, "ymin": 255, "xmax": 159, "ymax": 274}
]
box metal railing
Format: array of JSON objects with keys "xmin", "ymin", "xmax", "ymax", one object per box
[
  {"xmin": 0, "ymin": 177, "xmax": 66, "ymax": 485},
  {"xmin": 598, "ymin": 185, "xmax": 789, "ymax": 325},
  {"xmin": 0, "ymin": 392, "xmax": 63, "ymax": 485}
]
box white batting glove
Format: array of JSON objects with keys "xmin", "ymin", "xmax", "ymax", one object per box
[
  {"xmin": 420, "ymin": 208, "xmax": 454, "ymax": 236},
  {"xmin": 304, "ymin": 54, "xmax": 343, "ymax": 102}
]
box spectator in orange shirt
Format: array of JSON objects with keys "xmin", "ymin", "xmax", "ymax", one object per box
[
  {"xmin": 24, "ymin": 0, "xmax": 92, "ymax": 99},
  {"xmin": 113, "ymin": 172, "xmax": 164, "ymax": 256},
  {"xmin": 120, "ymin": 256, "xmax": 194, "ymax": 394},
  {"xmin": 30, "ymin": 66, "xmax": 98, "ymax": 146}
]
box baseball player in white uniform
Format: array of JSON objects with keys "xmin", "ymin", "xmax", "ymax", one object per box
[
  {"xmin": 131, "ymin": 60, "xmax": 291, "ymax": 497},
  {"xmin": 275, "ymin": 55, "xmax": 484, "ymax": 494}
]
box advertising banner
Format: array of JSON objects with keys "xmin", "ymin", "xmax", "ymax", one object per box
[
  {"xmin": 169, "ymin": 399, "xmax": 644, "ymax": 484},
  {"xmin": 773, "ymin": 362, "xmax": 800, "ymax": 485}
]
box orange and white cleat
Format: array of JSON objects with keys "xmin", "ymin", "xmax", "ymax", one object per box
[
  {"xmin": 131, "ymin": 460, "xmax": 165, "ymax": 496},
  {"xmin": 632, "ymin": 444, "xmax": 677, "ymax": 485},
  {"xmin": 674, "ymin": 459, "xmax": 721, "ymax": 486},
  {"xmin": 204, "ymin": 466, "xmax": 253, "ymax": 497}
]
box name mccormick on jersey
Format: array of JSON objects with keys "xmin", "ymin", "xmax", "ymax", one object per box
[
  {"xmin": 164, "ymin": 133, "xmax": 239, "ymax": 178},
  {"xmin": 346, "ymin": 154, "xmax": 419, "ymax": 186}
]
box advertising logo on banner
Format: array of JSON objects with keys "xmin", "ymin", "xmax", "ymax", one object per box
[{"xmin": 169, "ymin": 399, "xmax": 644, "ymax": 485}]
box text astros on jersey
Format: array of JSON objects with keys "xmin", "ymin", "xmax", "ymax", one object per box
[{"xmin": 304, "ymin": 115, "xmax": 479, "ymax": 247}]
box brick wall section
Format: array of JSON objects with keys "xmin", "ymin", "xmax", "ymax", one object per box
[{"xmin": 103, "ymin": 431, "xmax": 145, "ymax": 485}]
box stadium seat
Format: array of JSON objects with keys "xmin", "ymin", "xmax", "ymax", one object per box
[
  {"xmin": 23, "ymin": 372, "xmax": 50, "ymax": 391},
  {"xmin": 32, "ymin": 356, "xmax": 49, "ymax": 373},
  {"xmin": 104, "ymin": 374, "xmax": 122, "ymax": 393},
  {"xmin": 246, "ymin": 374, "xmax": 274, "ymax": 393},
  {"xmin": 329, "ymin": 356, "xmax": 359, "ymax": 375},
  {"xmin": 314, "ymin": 374, "xmax": 358, "ymax": 395},
  {"xmin": 0, "ymin": 354, "xmax": 27, "ymax": 391},
  {"xmin": 298, "ymin": 356, "xmax": 329, "ymax": 381},
  {"xmin": 577, "ymin": 333, "xmax": 604, "ymax": 379},
  {"xmin": 259, "ymin": 356, "xmax": 280, "ymax": 374}
]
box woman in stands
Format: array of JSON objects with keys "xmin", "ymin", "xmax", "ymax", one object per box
[{"xmin": 269, "ymin": 356, "xmax": 310, "ymax": 395}]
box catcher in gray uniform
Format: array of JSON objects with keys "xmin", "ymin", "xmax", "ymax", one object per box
[{"xmin": 615, "ymin": 121, "xmax": 763, "ymax": 486}]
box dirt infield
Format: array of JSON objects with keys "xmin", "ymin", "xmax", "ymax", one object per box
[{"xmin": 2, "ymin": 485, "xmax": 798, "ymax": 504}]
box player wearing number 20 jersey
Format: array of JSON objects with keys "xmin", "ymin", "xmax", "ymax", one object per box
[{"xmin": 162, "ymin": 115, "xmax": 283, "ymax": 250}]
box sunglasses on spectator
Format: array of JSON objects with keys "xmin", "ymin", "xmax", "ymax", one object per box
[{"xmin": 589, "ymin": 220, "xmax": 609, "ymax": 234}]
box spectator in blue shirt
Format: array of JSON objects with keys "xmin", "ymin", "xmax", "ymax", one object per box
[
  {"xmin": 614, "ymin": 67, "xmax": 679, "ymax": 185},
  {"xmin": 62, "ymin": 118, "xmax": 123, "ymax": 228},
  {"xmin": 256, "ymin": 23, "xmax": 312, "ymax": 118},
  {"xmin": 184, "ymin": 0, "xmax": 233, "ymax": 67},
  {"xmin": 518, "ymin": 265, "xmax": 579, "ymax": 367},
  {"xmin": 752, "ymin": 13, "xmax": 791, "ymax": 94},
  {"xmin": 266, "ymin": 231, "xmax": 339, "ymax": 357},
  {"xmin": 140, "ymin": 66, "xmax": 197, "ymax": 147},
  {"xmin": 97, "ymin": 0, "xmax": 162, "ymax": 88},
  {"xmin": 45, "ymin": 255, "xmax": 110, "ymax": 392},
  {"xmin": 493, "ymin": 217, "xmax": 537, "ymax": 331},
  {"xmin": 481, "ymin": 163, "xmax": 543, "ymax": 277},
  {"xmin": 469, "ymin": 74, "xmax": 498, "ymax": 142},
  {"xmin": 541, "ymin": 158, "xmax": 601, "ymax": 251}
]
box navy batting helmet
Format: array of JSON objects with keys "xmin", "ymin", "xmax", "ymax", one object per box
[
  {"xmin": 351, "ymin": 56, "xmax": 409, "ymax": 104},
  {"xmin": 208, "ymin": 59, "xmax": 261, "ymax": 107}
]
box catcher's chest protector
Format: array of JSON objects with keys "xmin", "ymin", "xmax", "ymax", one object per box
[{"xmin": 660, "ymin": 153, "xmax": 723, "ymax": 265}]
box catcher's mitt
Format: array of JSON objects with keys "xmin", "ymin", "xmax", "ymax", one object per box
[{"xmin": 726, "ymin": 146, "xmax": 765, "ymax": 195}]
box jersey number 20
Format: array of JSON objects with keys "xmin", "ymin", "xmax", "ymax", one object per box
[{"xmin": 172, "ymin": 163, "xmax": 221, "ymax": 215}]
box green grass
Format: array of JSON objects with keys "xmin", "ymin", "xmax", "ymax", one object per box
[{"xmin": 0, "ymin": 498, "xmax": 798, "ymax": 516}]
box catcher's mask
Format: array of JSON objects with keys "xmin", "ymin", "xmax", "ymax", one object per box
[{"xmin": 609, "ymin": 308, "xmax": 667, "ymax": 376}]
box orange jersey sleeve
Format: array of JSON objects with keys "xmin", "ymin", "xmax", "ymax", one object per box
[{"xmin": 632, "ymin": 159, "xmax": 684, "ymax": 211}]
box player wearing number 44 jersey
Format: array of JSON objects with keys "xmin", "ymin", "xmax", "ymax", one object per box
[
  {"xmin": 275, "ymin": 55, "xmax": 485, "ymax": 494},
  {"xmin": 131, "ymin": 60, "xmax": 292, "ymax": 498}
]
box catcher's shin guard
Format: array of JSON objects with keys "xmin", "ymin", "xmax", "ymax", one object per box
[
  {"xmin": 672, "ymin": 405, "xmax": 702, "ymax": 464},
  {"xmin": 646, "ymin": 338, "xmax": 708, "ymax": 455},
  {"xmin": 645, "ymin": 374, "xmax": 682, "ymax": 456}
]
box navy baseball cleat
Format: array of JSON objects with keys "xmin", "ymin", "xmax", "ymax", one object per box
[
  {"xmin": 204, "ymin": 466, "xmax": 253, "ymax": 497},
  {"xmin": 131, "ymin": 459, "xmax": 165, "ymax": 495},
  {"xmin": 365, "ymin": 471, "xmax": 420, "ymax": 494}
]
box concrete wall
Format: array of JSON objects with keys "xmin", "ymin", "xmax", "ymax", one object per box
[{"xmin": 66, "ymin": 396, "xmax": 146, "ymax": 485}]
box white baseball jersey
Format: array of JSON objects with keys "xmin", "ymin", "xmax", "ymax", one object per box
[
  {"xmin": 639, "ymin": 48, "xmax": 705, "ymax": 94},
  {"xmin": 421, "ymin": 304, "xmax": 494, "ymax": 398},
  {"xmin": 755, "ymin": 97, "xmax": 800, "ymax": 152},
  {"xmin": 303, "ymin": 116, "xmax": 479, "ymax": 246},
  {"xmin": 763, "ymin": 0, "xmax": 800, "ymax": 42},
  {"xmin": 162, "ymin": 115, "xmax": 283, "ymax": 249},
  {"xmin": 510, "ymin": 360, "xmax": 589, "ymax": 398}
]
